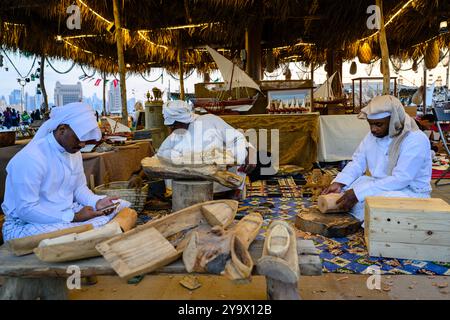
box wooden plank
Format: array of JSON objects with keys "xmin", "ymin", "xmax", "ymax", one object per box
[
  {"xmin": 368, "ymin": 226, "xmax": 450, "ymax": 246},
  {"xmin": 365, "ymin": 197, "xmax": 450, "ymax": 214},
  {"xmin": 366, "ymin": 212, "xmax": 450, "ymax": 232},
  {"xmin": 96, "ymin": 227, "xmax": 180, "ymax": 279},
  {"xmin": 8, "ymin": 224, "xmax": 94, "ymax": 256},
  {"xmin": 368, "ymin": 241, "xmax": 450, "ymax": 262}
]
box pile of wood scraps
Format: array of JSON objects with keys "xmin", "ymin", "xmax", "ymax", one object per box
[
  {"xmin": 96, "ymin": 200, "xmax": 265, "ymax": 282},
  {"xmin": 303, "ymin": 169, "xmax": 334, "ymax": 202}
]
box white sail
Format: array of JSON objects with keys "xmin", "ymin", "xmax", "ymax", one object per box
[
  {"xmin": 206, "ymin": 46, "xmax": 261, "ymax": 92},
  {"xmin": 105, "ymin": 117, "xmax": 131, "ymax": 133},
  {"xmin": 314, "ymin": 71, "xmax": 337, "ymax": 100}
]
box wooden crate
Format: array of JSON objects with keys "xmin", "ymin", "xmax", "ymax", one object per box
[{"xmin": 365, "ymin": 197, "xmax": 450, "ymax": 262}]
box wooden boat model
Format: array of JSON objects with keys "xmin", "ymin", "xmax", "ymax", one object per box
[
  {"xmin": 96, "ymin": 200, "xmax": 238, "ymax": 279},
  {"xmin": 141, "ymin": 156, "xmax": 244, "ymax": 189},
  {"xmin": 256, "ymin": 221, "xmax": 299, "ymax": 284},
  {"xmin": 193, "ymin": 46, "xmax": 261, "ymax": 115}
]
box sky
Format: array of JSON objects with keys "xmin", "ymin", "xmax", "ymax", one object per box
[{"xmin": 0, "ymin": 49, "xmax": 449, "ymax": 106}]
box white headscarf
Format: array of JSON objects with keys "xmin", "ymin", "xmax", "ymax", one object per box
[
  {"xmin": 358, "ymin": 95, "xmax": 419, "ymax": 175},
  {"xmin": 162, "ymin": 100, "xmax": 198, "ymax": 125},
  {"xmin": 32, "ymin": 102, "xmax": 101, "ymax": 143}
]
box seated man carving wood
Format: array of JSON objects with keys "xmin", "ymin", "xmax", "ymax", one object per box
[
  {"xmin": 1, "ymin": 102, "xmax": 130, "ymax": 242},
  {"xmin": 322, "ymin": 95, "xmax": 432, "ymax": 223}
]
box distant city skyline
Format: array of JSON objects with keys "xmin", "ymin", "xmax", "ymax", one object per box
[{"xmin": 0, "ymin": 49, "xmax": 449, "ymax": 111}]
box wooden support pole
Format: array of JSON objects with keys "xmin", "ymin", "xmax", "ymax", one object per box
[
  {"xmin": 245, "ymin": 20, "xmax": 262, "ymax": 82},
  {"xmin": 310, "ymin": 62, "xmax": 315, "ymax": 110},
  {"xmin": 423, "ymin": 63, "xmax": 427, "ymax": 110},
  {"xmin": 376, "ymin": 0, "xmax": 390, "ymax": 95},
  {"xmin": 178, "ymin": 38, "xmax": 185, "ymax": 101},
  {"xmin": 112, "ymin": 0, "xmax": 128, "ymax": 125},
  {"xmin": 102, "ymin": 71, "xmax": 107, "ymax": 115},
  {"xmin": 39, "ymin": 55, "xmax": 49, "ymax": 113}
]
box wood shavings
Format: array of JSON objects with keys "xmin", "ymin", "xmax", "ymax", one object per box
[
  {"xmin": 179, "ymin": 275, "xmax": 202, "ymax": 291},
  {"xmin": 437, "ymin": 282, "xmax": 448, "ymax": 289},
  {"xmin": 337, "ymin": 276, "xmax": 348, "ymax": 281}
]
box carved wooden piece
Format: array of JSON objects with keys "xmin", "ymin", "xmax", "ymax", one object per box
[
  {"xmin": 318, "ymin": 193, "xmax": 344, "ymax": 213},
  {"xmin": 96, "ymin": 227, "xmax": 180, "ymax": 279},
  {"xmin": 257, "ymin": 221, "xmax": 300, "ymax": 284},
  {"xmin": 33, "ymin": 223, "xmax": 123, "ymax": 263},
  {"xmin": 201, "ymin": 202, "xmax": 235, "ymax": 228},
  {"xmin": 8, "ymin": 224, "xmax": 94, "ymax": 256},
  {"xmin": 141, "ymin": 156, "xmax": 244, "ymax": 188},
  {"xmin": 109, "ymin": 207, "xmax": 138, "ymax": 232}
]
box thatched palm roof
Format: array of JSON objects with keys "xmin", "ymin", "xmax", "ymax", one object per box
[{"xmin": 0, "ymin": 0, "xmax": 449, "ymax": 74}]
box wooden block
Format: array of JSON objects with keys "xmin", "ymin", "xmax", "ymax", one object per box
[
  {"xmin": 201, "ymin": 202, "xmax": 235, "ymax": 228},
  {"xmin": 365, "ymin": 197, "xmax": 450, "ymax": 262},
  {"xmin": 96, "ymin": 227, "xmax": 180, "ymax": 279},
  {"xmin": 297, "ymin": 239, "xmax": 319, "ymax": 256},
  {"xmin": 298, "ymin": 255, "xmax": 322, "ymax": 276},
  {"xmin": 109, "ymin": 208, "xmax": 138, "ymax": 232},
  {"xmin": 317, "ymin": 193, "xmax": 345, "ymax": 213},
  {"xmin": 34, "ymin": 223, "xmax": 123, "ymax": 263},
  {"xmin": 295, "ymin": 208, "xmax": 361, "ymax": 237},
  {"xmin": 8, "ymin": 224, "xmax": 94, "ymax": 256}
]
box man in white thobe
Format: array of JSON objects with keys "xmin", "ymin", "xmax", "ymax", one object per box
[
  {"xmin": 2, "ymin": 102, "xmax": 130, "ymax": 241},
  {"xmin": 323, "ymin": 95, "xmax": 432, "ymax": 222},
  {"xmin": 157, "ymin": 100, "xmax": 255, "ymax": 195}
]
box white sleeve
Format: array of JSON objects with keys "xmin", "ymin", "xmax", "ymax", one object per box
[
  {"xmin": 333, "ymin": 134, "xmax": 369, "ymax": 186},
  {"xmin": 352, "ymin": 134, "xmax": 431, "ymax": 200},
  {"xmin": 73, "ymin": 159, "xmax": 105, "ymax": 209},
  {"xmin": 214, "ymin": 116, "xmax": 249, "ymax": 164},
  {"xmin": 7, "ymin": 160, "xmax": 75, "ymax": 224}
]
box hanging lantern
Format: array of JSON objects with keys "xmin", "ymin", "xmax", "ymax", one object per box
[
  {"xmin": 357, "ymin": 42, "xmax": 372, "ymax": 64},
  {"xmin": 349, "ymin": 61, "xmax": 357, "ymax": 75},
  {"xmin": 412, "ymin": 59, "xmax": 418, "ymax": 72},
  {"xmin": 424, "ymin": 40, "xmax": 439, "ymax": 70},
  {"xmin": 265, "ymin": 49, "xmax": 275, "ymax": 73}
]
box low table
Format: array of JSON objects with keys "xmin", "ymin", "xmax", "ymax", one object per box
[{"xmin": 0, "ymin": 238, "xmax": 322, "ymax": 300}]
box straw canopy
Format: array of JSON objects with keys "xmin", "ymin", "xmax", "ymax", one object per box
[{"xmin": 0, "ymin": 0, "xmax": 449, "ymax": 74}]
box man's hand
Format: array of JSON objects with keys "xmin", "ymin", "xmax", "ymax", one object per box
[
  {"xmin": 322, "ymin": 182, "xmax": 345, "ymax": 195},
  {"xmin": 73, "ymin": 206, "xmax": 104, "ymax": 222},
  {"xmin": 335, "ymin": 189, "xmax": 358, "ymax": 211},
  {"xmin": 127, "ymin": 174, "xmax": 143, "ymax": 189},
  {"xmin": 95, "ymin": 196, "xmax": 119, "ymax": 215},
  {"xmin": 238, "ymin": 148, "xmax": 256, "ymax": 174}
]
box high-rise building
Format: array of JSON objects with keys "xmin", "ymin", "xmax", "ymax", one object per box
[
  {"xmin": 9, "ymin": 89, "xmax": 21, "ymax": 106},
  {"xmin": 108, "ymin": 82, "xmax": 121, "ymax": 115},
  {"xmin": 54, "ymin": 81, "xmax": 83, "ymax": 106}
]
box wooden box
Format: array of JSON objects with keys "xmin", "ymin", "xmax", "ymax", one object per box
[{"xmin": 365, "ymin": 197, "xmax": 450, "ymax": 262}]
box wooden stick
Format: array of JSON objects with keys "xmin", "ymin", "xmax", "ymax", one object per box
[{"xmin": 376, "ymin": 0, "xmax": 390, "ymax": 95}]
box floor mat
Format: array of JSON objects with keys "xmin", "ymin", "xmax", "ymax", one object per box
[{"xmin": 239, "ymin": 195, "xmax": 450, "ymax": 276}]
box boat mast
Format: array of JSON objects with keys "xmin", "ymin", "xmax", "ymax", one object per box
[{"xmin": 228, "ymin": 62, "xmax": 235, "ymax": 99}]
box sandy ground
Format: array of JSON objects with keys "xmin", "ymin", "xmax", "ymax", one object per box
[{"xmin": 68, "ymin": 274, "xmax": 450, "ymax": 300}]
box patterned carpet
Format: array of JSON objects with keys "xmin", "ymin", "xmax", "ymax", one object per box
[{"xmin": 239, "ymin": 175, "xmax": 450, "ymax": 276}]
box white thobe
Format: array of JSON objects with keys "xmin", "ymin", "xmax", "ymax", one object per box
[
  {"xmin": 1, "ymin": 133, "xmax": 125, "ymax": 241},
  {"xmin": 157, "ymin": 114, "xmax": 250, "ymax": 193},
  {"xmin": 334, "ymin": 131, "xmax": 432, "ymax": 222}
]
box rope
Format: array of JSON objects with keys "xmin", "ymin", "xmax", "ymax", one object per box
[
  {"xmin": 293, "ymin": 61, "xmax": 320, "ymax": 73},
  {"xmin": 168, "ymin": 68, "xmax": 195, "ymax": 80},
  {"xmin": 139, "ymin": 71, "xmax": 163, "ymax": 82},
  {"xmin": 46, "ymin": 58, "xmax": 76, "ymax": 74},
  {"xmin": 1, "ymin": 49, "xmax": 37, "ymax": 78},
  {"xmin": 80, "ymin": 64, "xmax": 96, "ymax": 77},
  {"xmin": 263, "ymin": 70, "xmax": 283, "ymax": 78}
]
